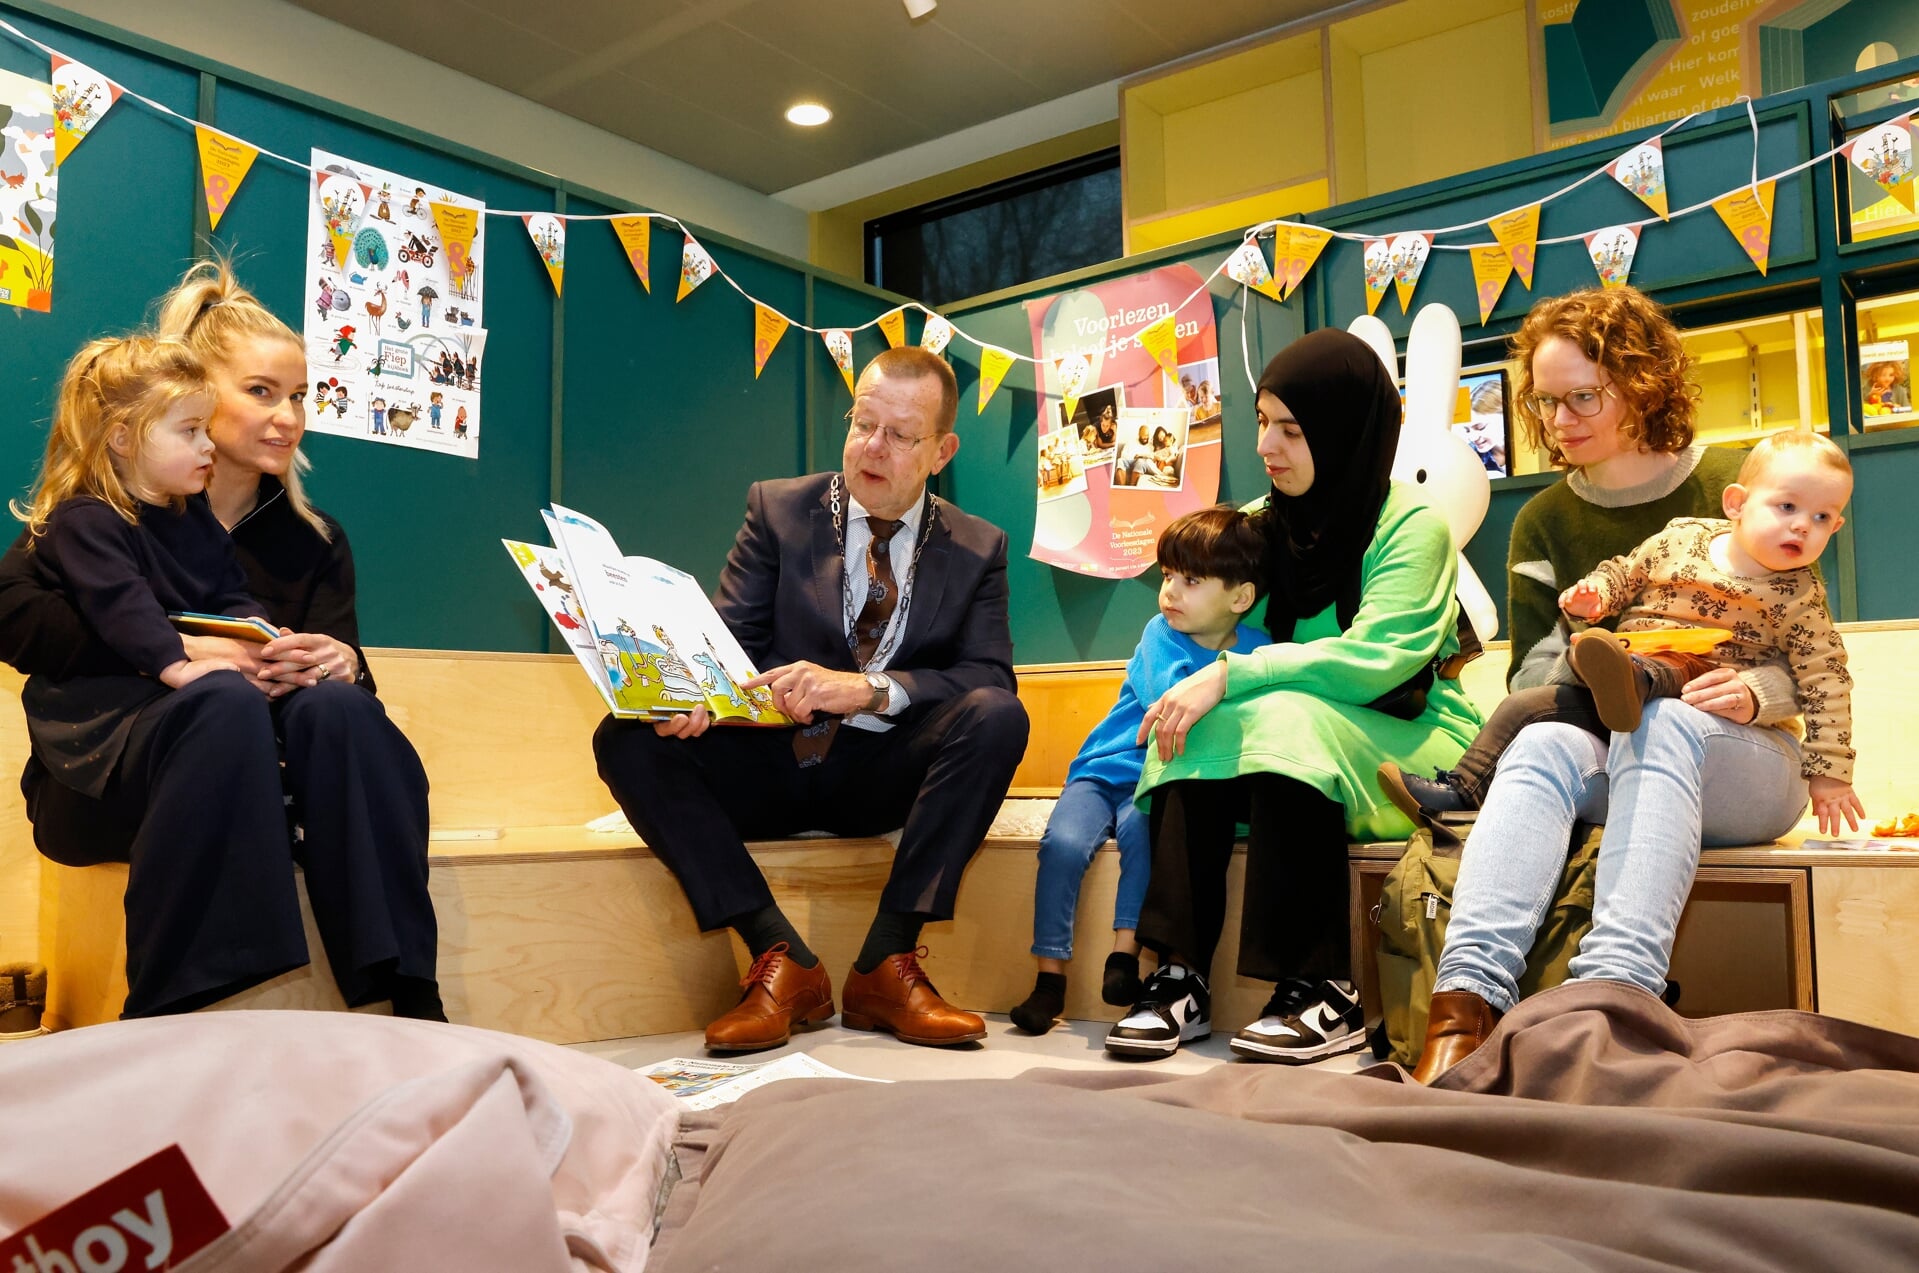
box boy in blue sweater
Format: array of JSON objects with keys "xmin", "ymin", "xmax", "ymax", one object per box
[{"xmin": 1010, "ymin": 506, "xmax": 1268, "ymax": 1034}]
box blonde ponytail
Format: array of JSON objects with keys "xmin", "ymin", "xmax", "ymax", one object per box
[{"xmin": 154, "ymin": 259, "xmax": 332, "ymax": 540}]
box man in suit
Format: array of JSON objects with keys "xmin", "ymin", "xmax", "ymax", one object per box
[{"xmin": 594, "ymin": 347, "xmax": 1030, "ymax": 1053}]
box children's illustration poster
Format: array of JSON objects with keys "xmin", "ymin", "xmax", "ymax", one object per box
[
  {"xmin": 302, "ymin": 148, "xmax": 488, "ymax": 458},
  {"xmin": 0, "ymin": 70, "xmax": 57, "ymax": 313},
  {"xmin": 1861, "ymin": 339, "xmax": 1913, "ymax": 427},
  {"xmin": 1024, "ymin": 263, "xmax": 1221, "ymax": 579}
]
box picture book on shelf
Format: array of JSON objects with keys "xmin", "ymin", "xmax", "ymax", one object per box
[
  {"xmin": 1861, "ymin": 339, "xmax": 1913, "ymax": 426},
  {"xmin": 503, "ymin": 504, "xmax": 789, "ymax": 725}
]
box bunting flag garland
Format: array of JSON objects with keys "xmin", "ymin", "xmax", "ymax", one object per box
[
  {"xmin": 920, "ymin": 314, "xmax": 953, "ymax": 355},
  {"xmin": 1468, "ymin": 244, "xmax": 1514, "ymax": 325},
  {"xmin": 677, "ymin": 234, "xmax": 715, "ymax": 301},
  {"xmin": 1609, "ymin": 137, "xmax": 1670, "ymax": 220},
  {"xmin": 877, "ymin": 307, "xmax": 906, "ymax": 348},
  {"xmin": 193, "ymin": 127, "xmax": 257, "ymax": 231},
  {"xmin": 1224, "ymin": 238, "xmax": 1281, "ymax": 300},
  {"xmin": 523, "ymin": 213, "xmax": 566, "ymax": 296},
  {"xmin": 1054, "ymin": 352, "xmax": 1091, "ymax": 424},
  {"xmin": 1712, "ymin": 180, "xmax": 1776, "ymax": 275},
  {"xmin": 753, "ymin": 303, "xmax": 788, "ymax": 378},
  {"xmin": 1844, "ymin": 116, "xmax": 1916, "ymax": 213},
  {"xmin": 1489, "ymin": 204, "xmax": 1540, "ymax": 289},
  {"xmin": 432, "ymin": 201, "xmax": 479, "ymax": 293},
  {"xmin": 48, "ymin": 55, "xmax": 120, "ymax": 164},
  {"xmin": 1362, "ymin": 238, "xmax": 1392, "ymax": 316},
  {"xmin": 1277, "ymin": 224, "xmax": 1332, "ymax": 298},
  {"xmin": 1138, "ymin": 313, "xmax": 1179, "ymax": 385},
  {"xmin": 1388, "ymin": 232, "xmax": 1433, "ymax": 313},
  {"xmin": 822, "ymin": 328, "xmax": 855, "ymax": 393},
  {"xmin": 976, "ymin": 346, "xmax": 1016, "ymax": 413},
  {"xmin": 313, "ymin": 170, "xmax": 371, "ymax": 270},
  {"xmin": 1585, "ymin": 224, "xmax": 1640, "ymax": 289},
  {"xmin": 609, "ymin": 215, "xmax": 651, "ymax": 292}
]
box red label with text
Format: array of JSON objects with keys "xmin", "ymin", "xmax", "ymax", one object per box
[{"xmin": 1, "ymin": 1145, "xmax": 229, "ymax": 1272}]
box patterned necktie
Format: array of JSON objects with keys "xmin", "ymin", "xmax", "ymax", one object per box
[{"xmin": 794, "ymin": 516, "xmax": 904, "ymax": 767}]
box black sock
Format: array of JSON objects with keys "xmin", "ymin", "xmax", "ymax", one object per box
[
  {"xmin": 390, "ymin": 976, "xmax": 448, "ymax": 1022},
  {"xmin": 853, "ymin": 912, "xmax": 924, "ymax": 974},
  {"xmin": 1010, "ymin": 972, "xmax": 1066, "ymax": 1034},
  {"xmin": 1102, "ymin": 951, "xmax": 1144, "ymax": 1006},
  {"xmin": 732, "ymin": 905, "xmax": 817, "ymax": 965}
]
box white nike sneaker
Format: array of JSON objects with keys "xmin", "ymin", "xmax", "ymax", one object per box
[
  {"xmin": 1230, "ymin": 979, "xmax": 1366, "ymax": 1064},
  {"xmin": 1105, "ymin": 964, "xmax": 1211, "ymax": 1058}
]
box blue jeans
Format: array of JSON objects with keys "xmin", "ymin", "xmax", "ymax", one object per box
[
  {"xmin": 1031, "ymin": 776, "xmax": 1149, "ymax": 960},
  {"xmin": 1434, "ymin": 698, "xmax": 1808, "ymax": 1011}
]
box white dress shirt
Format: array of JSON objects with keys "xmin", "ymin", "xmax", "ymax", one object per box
[{"xmin": 840, "ymin": 490, "xmax": 923, "ymax": 732}]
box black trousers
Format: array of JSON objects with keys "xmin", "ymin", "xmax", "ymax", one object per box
[
  {"xmin": 1449, "ymin": 683, "xmax": 1606, "ymax": 803},
  {"xmin": 26, "ymin": 672, "xmax": 436, "ymax": 1016},
  {"xmin": 1137, "ymin": 773, "xmax": 1350, "ymax": 985},
  {"xmin": 593, "ymin": 686, "xmax": 1029, "ymax": 931}
]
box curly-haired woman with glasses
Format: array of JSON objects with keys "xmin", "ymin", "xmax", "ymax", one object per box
[{"xmin": 1380, "ymin": 285, "xmax": 1810, "ymax": 1084}]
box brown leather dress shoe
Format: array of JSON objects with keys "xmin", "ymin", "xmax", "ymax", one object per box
[
  {"xmin": 1411, "ymin": 989, "xmax": 1503, "ymax": 1085},
  {"xmin": 704, "ymin": 943, "xmax": 834, "ymax": 1054},
  {"xmin": 841, "ymin": 948, "xmax": 986, "ymax": 1046}
]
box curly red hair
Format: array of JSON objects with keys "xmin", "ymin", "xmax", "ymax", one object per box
[{"xmin": 1511, "ymin": 286, "xmax": 1698, "ymax": 468}]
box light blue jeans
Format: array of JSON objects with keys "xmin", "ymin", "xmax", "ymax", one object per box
[
  {"xmin": 1032, "ymin": 776, "xmax": 1149, "ymax": 960},
  {"xmin": 1434, "ymin": 698, "xmax": 1808, "ymax": 1011}
]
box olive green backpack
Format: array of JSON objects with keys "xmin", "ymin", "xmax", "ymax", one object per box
[{"xmin": 1373, "ymin": 820, "xmax": 1604, "ymax": 1068}]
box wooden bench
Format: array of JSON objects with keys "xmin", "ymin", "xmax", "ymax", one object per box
[{"xmin": 8, "ymin": 622, "xmax": 1919, "ymax": 1043}]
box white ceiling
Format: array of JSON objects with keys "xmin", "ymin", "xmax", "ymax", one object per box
[{"xmin": 288, "ymin": 0, "xmax": 1350, "ymax": 195}]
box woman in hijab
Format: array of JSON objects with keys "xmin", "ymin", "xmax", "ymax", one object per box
[{"xmin": 1105, "ymin": 329, "xmax": 1482, "ymax": 1063}]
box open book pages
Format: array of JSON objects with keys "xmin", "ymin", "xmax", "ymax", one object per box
[
  {"xmin": 502, "ymin": 503, "xmax": 790, "ymax": 725},
  {"xmin": 635, "ymin": 1054, "xmax": 887, "ymax": 1111}
]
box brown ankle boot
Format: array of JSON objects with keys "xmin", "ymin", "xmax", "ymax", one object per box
[{"xmin": 1410, "ymin": 990, "xmax": 1502, "ymax": 1085}]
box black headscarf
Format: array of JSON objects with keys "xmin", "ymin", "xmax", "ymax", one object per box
[{"xmin": 1254, "ymin": 328, "xmax": 1402, "ymax": 642}]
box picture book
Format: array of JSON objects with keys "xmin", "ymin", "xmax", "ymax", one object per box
[
  {"xmin": 503, "ymin": 504, "xmax": 789, "ymax": 725},
  {"xmin": 634, "ymin": 1054, "xmax": 886, "ymax": 1111},
  {"xmin": 1861, "ymin": 339, "xmax": 1913, "ymax": 428},
  {"xmin": 168, "ymin": 612, "xmax": 279, "ymax": 643}
]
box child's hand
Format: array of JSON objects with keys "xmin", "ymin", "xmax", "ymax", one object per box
[
  {"xmin": 1559, "ymin": 581, "xmax": 1606, "ymax": 621},
  {"xmin": 1808, "ymin": 775, "xmax": 1865, "ymax": 837},
  {"xmin": 159, "ymin": 657, "xmax": 240, "ymax": 689}
]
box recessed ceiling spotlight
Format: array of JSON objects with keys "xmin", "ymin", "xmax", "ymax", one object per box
[
  {"xmin": 785, "ymin": 102, "xmax": 832, "ymax": 127},
  {"xmin": 903, "ymin": 0, "xmax": 937, "ymax": 17}
]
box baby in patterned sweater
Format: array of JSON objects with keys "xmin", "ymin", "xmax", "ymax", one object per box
[{"xmin": 1560, "ymin": 429, "xmax": 1861, "ymax": 835}]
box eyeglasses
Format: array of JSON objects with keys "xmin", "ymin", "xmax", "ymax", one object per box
[
  {"xmin": 846, "ymin": 409, "xmax": 935, "ymax": 454},
  {"xmin": 1521, "ymin": 384, "xmax": 1614, "ymax": 420}
]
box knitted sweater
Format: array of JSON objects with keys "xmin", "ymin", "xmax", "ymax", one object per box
[
  {"xmin": 1581, "ymin": 517, "xmax": 1853, "ymax": 782},
  {"xmin": 1505, "ymin": 445, "xmax": 1798, "ymax": 725}
]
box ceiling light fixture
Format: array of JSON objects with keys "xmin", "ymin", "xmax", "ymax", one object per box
[
  {"xmin": 785, "ymin": 102, "xmax": 832, "ymax": 127},
  {"xmin": 903, "ymin": 0, "xmax": 937, "ymax": 19}
]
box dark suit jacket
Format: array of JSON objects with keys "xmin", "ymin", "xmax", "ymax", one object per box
[{"xmin": 711, "ymin": 473, "xmax": 1015, "ymax": 721}]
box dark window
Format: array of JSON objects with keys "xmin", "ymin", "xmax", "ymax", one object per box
[{"xmin": 866, "ymin": 149, "xmax": 1121, "ymax": 307}]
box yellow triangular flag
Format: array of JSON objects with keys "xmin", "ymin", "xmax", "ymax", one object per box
[
  {"xmin": 610, "ymin": 215, "xmax": 652, "ymax": 292},
  {"xmin": 1584, "ymin": 224, "xmax": 1640, "ymax": 289},
  {"xmin": 920, "ymin": 314, "xmax": 954, "ymax": 355},
  {"xmin": 1138, "ymin": 313, "xmax": 1179, "ymax": 384},
  {"xmin": 678, "ymin": 235, "xmax": 716, "ymax": 302},
  {"xmin": 977, "ymin": 347, "xmax": 1016, "ymax": 414},
  {"xmin": 822, "ymin": 329, "xmax": 855, "ymax": 393},
  {"xmin": 1608, "ymin": 137, "xmax": 1669, "ymax": 221},
  {"xmin": 1489, "ymin": 203, "xmax": 1540, "ymax": 289},
  {"xmin": 194, "ymin": 127, "xmax": 257, "ymax": 232},
  {"xmin": 1469, "ymin": 245, "xmax": 1513, "ymax": 325},
  {"xmin": 1277, "ymin": 225, "xmax": 1333, "ymax": 298},
  {"xmin": 1224, "ymin": 240, "xmax": 1282, "ymax": 301},
  {"xmin": 1362, "ymin": 239, "xmax": 1391, "ymax": 316},
  {"xmin": 877, "ymin": 308, "xmax": 906, "ymax": 348},
  {"xmin": 50, "ymin": 55, "xmax": 122, "ymax": 165},
  {"xmin": 431, "ymin": 201, "xmax": 479, "ymax": 293},
  {"xmin": 523, "ymin": 214, "xmax": 566, "ymax": 296},
  {"xmin": 315, "ymin": 171, "xmax": 371, "ymax": 271},
  {"xmin": 1055, "ymin": 353, "xmax": 1091, "ymax": 424},
  {"xmin": 753, "ymin": 304, "xmax": 790, "ymax": 378},
  {"xmin": 1712, "ymin": 181, "xmax": 1776, "ymax": 275},
  {"xmin": 1389, "ymin": 233, "xmax": 1433, "ymax": 314}
]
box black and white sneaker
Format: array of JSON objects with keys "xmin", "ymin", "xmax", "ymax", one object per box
[
  {"xmin": 1229, "ymin": 979, "xmax": 1366, "ymax": 1064},
  {"xmin": 1105, "ymin": 964, "xmax": 1210, "ymax": 1058}
]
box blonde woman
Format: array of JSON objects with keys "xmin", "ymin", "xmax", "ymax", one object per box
[{"xmin": 0, "ymin": 262, "xmax": 442, "ymax": 1021}]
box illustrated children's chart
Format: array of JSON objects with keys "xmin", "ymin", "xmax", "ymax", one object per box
[
  {"xmin": 1023, "ymin": 262, "xmax": 1221, "ymax": 579},
  {"xmin": 302, "ymin": 148, "xmax": 488, "ymax": 458},
  {"xmin": 0, "ymin": 69, "xmax": 58, "ymax": 313}
]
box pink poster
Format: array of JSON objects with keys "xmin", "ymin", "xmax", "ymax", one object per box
[{"xmin": 1024, "ymin": 263, "xmax": 1221, "ymax": 579}]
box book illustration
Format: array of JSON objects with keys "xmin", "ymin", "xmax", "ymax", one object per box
[
  {"xmin": 505, "ymin": 505, "xmax": 790, "ymax": 725},
  {"xmin": 635, "ymin": 1053, "xmax": 887, "ymax": 1111}
]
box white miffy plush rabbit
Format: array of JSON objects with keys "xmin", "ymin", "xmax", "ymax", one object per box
[{"xmin": 1348, "ymin": 304, "xmax": 1499, "ymax": 643}]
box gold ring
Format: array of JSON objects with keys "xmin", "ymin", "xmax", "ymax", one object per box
[{"xmin": 317, "ymin": 666, "xmax": 331, "ymax": 681}]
